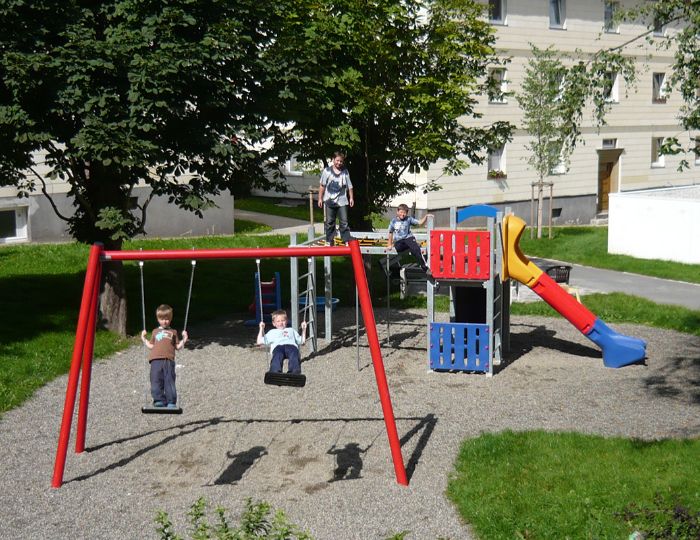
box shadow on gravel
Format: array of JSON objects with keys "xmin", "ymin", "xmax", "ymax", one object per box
[
  {"xmin": 72, "ymin": 414, "xmax": 435, "ymax": 485},
  {"xmin": 211, "ymin": 445, "xmax": 268, "ymax": 485},
  {"xmin": 400, "ymin": 413, "xmax": 437, "ymax": 482},
  {"xmin": 643, "ymin": 354, "xmax": 700, "ymax": 404},
  {"xmin": 506, "ymin": 322, "xmax": 600, "ymax": 367}
]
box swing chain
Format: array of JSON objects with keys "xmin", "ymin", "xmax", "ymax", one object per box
[{"xmin": 182, "ymin": 259, "xmax": 196, "ymax": 332}]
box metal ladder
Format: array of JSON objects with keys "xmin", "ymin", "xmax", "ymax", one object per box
[{"xmin": 298, "ymin": 259, "xmax": 318, "ymax": 353}]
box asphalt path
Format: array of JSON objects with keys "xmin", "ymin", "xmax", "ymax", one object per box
[{"xmin": 533, "ymin": 258, "xmax": 700, "ymax": 311}]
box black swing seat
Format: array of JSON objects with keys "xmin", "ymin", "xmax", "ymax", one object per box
[
  {"xmin": 264, "ymin": 371, "xmax": 306, "ymax": 388},
  {"xmin": 141, "ymin": 405, "xmax": 183, "ymax": 414}
]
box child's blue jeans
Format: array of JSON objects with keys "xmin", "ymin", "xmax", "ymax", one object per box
[
  {"xmin": 150, "ymin": 358, "xmax": 177, "ymax": 404},
  {"xmin": 270, "ymin": 344, "xmax": 301, "ymax": 374}
]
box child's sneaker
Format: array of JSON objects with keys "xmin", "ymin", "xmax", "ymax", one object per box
[
  {"xmin": 153, "ymin": 401, "xmax": 165, "ymax": 407},
  {"xmin": 166, "ymin": 403, "xmax": 178, "ymax": 409}
]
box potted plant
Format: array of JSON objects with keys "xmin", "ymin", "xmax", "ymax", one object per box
[{"xmin": 488, "ymin": 169, "xmax": 507, "ymax": 179}]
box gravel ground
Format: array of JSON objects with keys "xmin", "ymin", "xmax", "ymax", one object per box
[{"xmin": 1, "ymin": 308, "xmax": 698, "ymax": 540}]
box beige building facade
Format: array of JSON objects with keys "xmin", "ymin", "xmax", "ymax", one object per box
[{"xmin": 393, "ymin": 0, "xmax": 699, "ymax": 225}]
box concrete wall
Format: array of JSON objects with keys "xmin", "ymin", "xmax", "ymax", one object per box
[
  {"xmin": 608, "ymin": 186, "xmax": 700, "ymax": 264},
  {"xmin": 9, "ymin": 186, "xmax": 234, "ymax": 243}
]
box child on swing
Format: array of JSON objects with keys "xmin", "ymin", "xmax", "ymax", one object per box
[
  {"xmin": 257, "ymin": 309, "xmax": 307, "ymax": 375},
  {"xmin": 141, "ymin": 304, "xmax": 188, "ymax": 408}
]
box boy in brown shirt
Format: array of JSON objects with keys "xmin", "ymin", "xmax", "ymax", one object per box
[{"xmin": 141, "ymin": 304, "xmax": 188, "ymax": 408}]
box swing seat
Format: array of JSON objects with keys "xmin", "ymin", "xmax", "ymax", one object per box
[
  {"xmin": 264, "ymin": 371, "xmax": 306, "ymax": 388},
  {"xmin": 141, "ymin": 405, "xmax": 183, "ymax": 414}
]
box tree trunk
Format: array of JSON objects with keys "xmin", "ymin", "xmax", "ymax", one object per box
[
  {"xmin": 99, "ymin": 239, "xmax": 128, "ymax": 335},
  {"xmin": 346, "ymin": 154, "xmax": 374, "ymax": 231}
]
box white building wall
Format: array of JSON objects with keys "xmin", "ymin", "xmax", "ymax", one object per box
[
  {"xmin": 608, "ymin": 187, "xmax": 700, "ymax": 264},
  {"xmin": 398, "ymin": 0, "xmax": 700, "ymax": 224}
]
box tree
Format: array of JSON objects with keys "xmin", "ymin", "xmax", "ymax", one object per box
[
  {"xmin": 516, "ymin": 46, "xmax": 570, "ymax": 239},
  {"xmin": 0, "ymin": 0, "xmax": 288, "ymax": 333},
  {"xmin": 265, "ymin": 0, "xmax": 512, "ymax": 230}
]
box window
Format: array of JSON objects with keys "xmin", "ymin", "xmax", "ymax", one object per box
[
  {"xmin": 551, "ymin": 159, "xmax": 567, "ymax": 175},
  {"xmin": 0, "ymin": 206, "xmax": 28, "ymax": 243},
  {"xmin": 487, "ymin": 146, "xmax": 506, "ymax": 178},
  {"xmin": 488, "ymin": 68, "xmax": 507, "ymax": 103},
  {"xmin": 695, "ymin": 137, "xmax": 700, "ymax": 166},
  {"xmin": 651, "ymin": 137, "xmax": 665, "ymax": 168},
  {"xmin": 488, "ymin": 0, "xmax": 506, "ymax": 24},
  {"xmin": 604, "ymin": 1, "xmax": 619, "ymax": 33},
  {"xmin": 284, "ymin": 155, "xmax": 304, "ymax": 176},
  {"xmin": 602, "ymin": 138, "xmax": 617, "ymax": 149},
  {"xmin": 653, "ymin": 18, "xmax": 666, "ymax": 37},
  {"xmin": 549, "ymin": 0, "xmax": 566, "ymax": 29},
  {"xmin": 652, "ymin": 72, "xmax": 667, "ymax": 103},
  {"xmin": 603, "ymin": 72, "xmax": 619, "ymax": 103}
]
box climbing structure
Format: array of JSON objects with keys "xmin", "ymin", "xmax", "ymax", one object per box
[{"xmin": 427, "ymin": 205, "xmax": 509, "ymax": 376}]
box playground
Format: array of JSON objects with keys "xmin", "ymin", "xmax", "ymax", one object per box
[{"xmin": 0, "ymin": 306, "xmax": 698, "ymax": 539}]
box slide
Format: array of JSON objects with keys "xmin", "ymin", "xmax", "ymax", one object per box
[{"xmin": 502, "ymin": 215, "xmax": 646, "ymax": 368}]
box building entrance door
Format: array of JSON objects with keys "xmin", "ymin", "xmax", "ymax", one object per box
[{"xmin": 598, "ymin": 161, "xmax": 613, "ymax": 212}]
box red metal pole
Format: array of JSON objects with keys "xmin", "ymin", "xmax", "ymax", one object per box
[
  {"xmin": 52, "ymin": 243, "xmax": 103, "ymax": 488},
  {"xmin": 75, "ymin": 261, "xmax": 102, "ymax": 453},
  {"xmin": 103, "ymin": 246, "xmax": 351, "ymax": 261},
  {"xmin": 349, "ymin": 241, "xmax": 409, "ymax": 486}
]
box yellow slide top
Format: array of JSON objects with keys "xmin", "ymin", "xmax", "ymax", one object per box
[{"xmin": 501, "ymin": 214, "xmax": 543, "ymax": 287}]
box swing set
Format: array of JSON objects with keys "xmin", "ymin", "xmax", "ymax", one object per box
[{"xmin": 51, "ymin": 241, "xmax": 408, "ymax": 488}]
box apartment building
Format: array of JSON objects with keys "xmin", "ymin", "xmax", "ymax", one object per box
[{"xmin": 393, "ymin": 0, "xmax": 699, "ymax": 225}]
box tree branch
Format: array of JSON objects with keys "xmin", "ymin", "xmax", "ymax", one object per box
[{"xmin": 28, "ymin": 166, "xmax": 72, "ymax": 222}]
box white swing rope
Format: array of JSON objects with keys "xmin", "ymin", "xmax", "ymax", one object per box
[
  {"xmin": 138, "ymin": 259, "xmax": 151, "ymax": 406},
  {"xmin": 182, "ymin": 259, "xmax": 196, "ymax": 333}
]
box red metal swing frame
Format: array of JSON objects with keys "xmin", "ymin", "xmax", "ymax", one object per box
[{"xmin": 51, "ymin": 241, "xmax": 408, "ymax": 488}]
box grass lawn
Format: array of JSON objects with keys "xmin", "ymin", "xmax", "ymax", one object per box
[{"xmin": 448, "ymin": 431, "xmax": 700, "ymax": 539}]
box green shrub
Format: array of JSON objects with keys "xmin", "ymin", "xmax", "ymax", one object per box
[{"xmin": 155, "ymin": 497, "xmax": 311, "ymax": 540}]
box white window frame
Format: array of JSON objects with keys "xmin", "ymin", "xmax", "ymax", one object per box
[
  {"xmin": 487, "ymin": 145, "xmax": 506, "ymax": 178},
  {"xmin": 652, "ymin": 72, "xmax": 667, "ymax": 103},
  {"xmin": 604, "ymin": 72, "xmax": 619, "ymax": 103},
  {"xmin": 488, "ymin": 0, "xmax": 506, "ymax": 25},
  {"xmin": 604, "ymin": 1, "xmax": 619, "ymax": 33},
  {"xmin": 488, "ymin": 68, "xmax": 507, "ymax": 103},
  {"xmin": 549, "ymin": 0, "xmax": 566, "ymax": 29},
  {"xmin": 602, "ymin": 138, "xmax": 617, "ymax": 149},
  {"xmin": 284, "ymin": 155, "xmax": 304, "ymax": 177},
  {"xmin": 651, "ymin": 137, "xmax": 665, "ymax": 168},
  {"xmin": 0, "ymin": 205, "xmax": 29, "ymax": 244}
]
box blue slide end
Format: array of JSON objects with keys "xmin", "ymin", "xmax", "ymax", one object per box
[{"xmin": 585, "ymin": 319, "xmax": 647, "ymax": 368}]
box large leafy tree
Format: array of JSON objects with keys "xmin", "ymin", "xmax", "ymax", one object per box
[
  {"xmin": 0, "ymin": 0, "xmax": 286, "ymax": 333},
  {"xmin": 266, "ymin": 0, "xmax": 511, "ymax": 230}
]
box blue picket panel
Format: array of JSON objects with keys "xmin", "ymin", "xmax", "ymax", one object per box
[{"xmin": 429, "ymin": 322, "xmax": 490, "ymax": 373}]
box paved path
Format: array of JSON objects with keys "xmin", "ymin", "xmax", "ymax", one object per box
[
  {"xmin": 235, "ymin": 209, "xmax": 323, "ymax": 237},
  {"xmin": 532, "ymin": 258, "xmax": 700, "ymax": 311}
]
